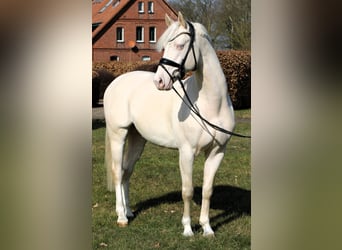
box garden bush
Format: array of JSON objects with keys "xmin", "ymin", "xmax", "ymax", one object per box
[
  {"xmin": 92, "ymin": 51, "xmax": 250, "ymax": 109},
  {"xmin": 92, "ymin": 69, "xmax": 115, "ymax": 106},
  {"xmin": 217, "ymin": 50, "xmax": 251, "ymax": 109}
]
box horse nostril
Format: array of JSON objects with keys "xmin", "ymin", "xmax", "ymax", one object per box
[{"xmin": 154, "ymin": 78, "xmax": 164, "ymax": 89}]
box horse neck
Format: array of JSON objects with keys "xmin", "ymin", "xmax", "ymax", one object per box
[{"xmin": 194, "ymin": 41, "xmax": 227, "ymax": 104}]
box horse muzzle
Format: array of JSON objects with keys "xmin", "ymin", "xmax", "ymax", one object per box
[
  {"xmin": 153, "ymin": 75, "xmax": 173, "ymax": 90},
  {"xmin": 153, "ymin": 65, "xmax": 175, "ymax": 90}
]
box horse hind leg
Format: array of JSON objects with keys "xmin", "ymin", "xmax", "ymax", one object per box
[
  {"xmin": 106, "ymin": 127, "xmax": 136, "ymax": 225},
  {"xmin": 106, "ymin": 125, "xmax": 146, "ymax": 226},
  {"xmin": 121, "ymin": 125, "xmax": 146, "ymax": 218},
  {"xmin": 105, "ymin": 127, "xmax": 129, "ymax": 226}
]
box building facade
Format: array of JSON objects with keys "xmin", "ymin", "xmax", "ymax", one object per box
[{"xmin": 92, "ymin": 0, "xmax": 177, "ymax": 62}]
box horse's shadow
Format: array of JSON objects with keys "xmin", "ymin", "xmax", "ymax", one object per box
[
  {"xmin": 132, "ymin": 185, "xmax": 250, "ymax": 232},
  {"xmin": 92, "ymin": 119, "xmax": 106, "ymax": 130}
]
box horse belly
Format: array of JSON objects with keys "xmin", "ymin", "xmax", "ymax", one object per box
[{"xmin": 134, "ymin": 118, "xmax": 178, "ymax": 148}]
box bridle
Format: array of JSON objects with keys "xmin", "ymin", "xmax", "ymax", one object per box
[
  {"xmin": 157, "ymin": 21, "xmax": 251, "ymax": 139},
  {"xmin": 158, "ymin": 21, "xmax": 197, "ymax": 81}
]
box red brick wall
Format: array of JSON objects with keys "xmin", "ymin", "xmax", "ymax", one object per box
[
  {"xmin": 93, "ymin": 0, "xmax": 177, "ymax": 62},
  {"xmin": 92, "ymin": 48, "xmax": 163, "ymax": 62}
]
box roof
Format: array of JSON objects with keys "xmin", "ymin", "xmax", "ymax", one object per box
[
  {"xmin": 92, "ymin": 0, "xmax": 134, "ymax": 41},
  {"xmin": 92, "ymin": 0, "xmax": 177, "ymax": 43}
]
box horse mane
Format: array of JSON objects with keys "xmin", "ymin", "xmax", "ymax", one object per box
[
  {"xmin": 156, "ymin": 22, "xmax": 178, "ymax": 51},
  {"xmin": 193, "ymin": 22, "xmax": 212, "ymax": 44},
  {"xmin": 156, "ymin": 21, "xmax": 212, "ymax": 52}
]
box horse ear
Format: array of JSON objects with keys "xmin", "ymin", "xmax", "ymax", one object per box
[
  {"xmin": 165, "ymin": 14, "xmax": 174, "ymax": 27},
  {"xmin": 177, "ymin": 12, "xmax": 187, "ymax": 28}
]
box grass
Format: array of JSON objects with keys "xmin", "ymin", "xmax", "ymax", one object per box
[{"xmin": 92, "ymin": 109, "xmax": 250, "ymax": 249}]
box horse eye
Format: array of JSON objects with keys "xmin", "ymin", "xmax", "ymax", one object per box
[{"xmin": 176, "ymin": 44, "xmax": 185, "ymax": 50}]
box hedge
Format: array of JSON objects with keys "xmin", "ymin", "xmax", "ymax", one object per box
[
  {"xmin": 92, "ymin": 50, "xmax": 250, "ymax": 109},
  {"xmin": 217, "ymin": 50, "xmax": 251, "ymax": 109}
]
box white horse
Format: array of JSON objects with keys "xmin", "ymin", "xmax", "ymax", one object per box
[{"xmin": 103, "ymin": 12, "xmax": 235, "ymax": 236}]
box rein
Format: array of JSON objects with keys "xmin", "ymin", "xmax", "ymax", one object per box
[
  {"xmin": 172, "ymin": 79, "xmax": 251, "ymax": 138},
  {"xmin": 158, "ymin": 22, "xmax": 251, "ymax": 139}
]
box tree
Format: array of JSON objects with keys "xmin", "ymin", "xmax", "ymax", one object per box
[
  {"xmin": 218, "ymin": 0, "xmax": 251, "ymax": 50},
  {"xmin": 168, "ymin": 0, "xmax": 250, "ymax": 50},
  {"xmin": 168, "ymin": 0, "xmax": 219, "ymax": 39}
]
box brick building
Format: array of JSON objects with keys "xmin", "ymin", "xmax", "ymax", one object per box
[{"xmin": 92, "ymin": 0, "xmax": 177, "ymax": 62}]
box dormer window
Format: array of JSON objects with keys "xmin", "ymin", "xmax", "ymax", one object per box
[
  {"xmin": 148, "ymin": 1, "xmax": 154, "ymax": 13},
  {"xmin": 99, "ymin": 0, "xmax": 113, "ymax": 13},
  {"xmin": 113, "ymin": 0, "xmax": 120, "ymax": 8},
  {"xmin": 138, "ymin": 2, "xmax": 144, "ymax": 13},
  {"xmin": 92, "ymin": 22, "xmax": 101, "ymax": 31}
]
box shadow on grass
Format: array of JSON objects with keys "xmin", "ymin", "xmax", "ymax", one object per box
[
  {"xmin": 132, "ymin": 185, "xmax": 250, "ymax": 232},
  {"xmin": 92, "ymin": 119, "xmax": 106, "ymax": 130}
]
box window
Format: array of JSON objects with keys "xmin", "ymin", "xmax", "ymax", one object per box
[
  {"xmin": 113, "ymin": 0, "xmax": 120, "ymax": 8},
  {"xmin": 99, "ymin": 0, "xmax": 113, "ymax": 13},
  {"xmin": 110, "ymin": 55, "xmax": 119, "ymax": 61},
  {"xmin": 116, "ymin": 27, "xmax": 124, "ymax": 42},
  {"xmin": 92, "ymin": 22, "xmax": 101, "ymax": 31},
  {"xmin": 142, "ymin": 56, "xmax": 151, "ymax": 61},
  {"xmin": 148, "ymin": 1, "xmax": 154, "ymax": 13},
  {"xmin": 138, "ymin": 2, "xmax": 144, "ymax": 13},
  {"xmin": 149, "ymin": 27, "xmax": 156, "ymax": 42},
  {"xmin": 136, "ymin": 26, "xmax": 144, "ymax": 42}
]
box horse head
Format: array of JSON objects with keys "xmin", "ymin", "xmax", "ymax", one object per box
[{"xmin": 153, "ymin": 12, "xmax": 198, "ymax": 90}]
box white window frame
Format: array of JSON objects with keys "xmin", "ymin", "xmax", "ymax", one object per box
[
  {"xmin": 149, "ymin": 27, "xmax": 156, "ymax": 43},
  {"xmin": 110, "ymin": 55, "xmax": 119, "ymax": 61},
  {"xmin": 99, "ymin": 0, "xmax": 113, "ymax": 13},
  {"xmin": 113, "ymin": 0, "xmax": 120, "ymax": 8},
  {"xmin": 142, "ymin": 56, "xmax": 151, "ymax": 61},
  {"xmin": 116, "ymin": 27, "xmax": 124, "ymax": 42},
  {"xmin": 138, "ymin": 2, "xmax": 144, "ymax": 13},
  {"xmin": 148, "ymin": 1, "xmax": 154, "ymax": 14},
  {"xmin": 136, "ymin": 26, "xmax": 144, "ymax": 43}
]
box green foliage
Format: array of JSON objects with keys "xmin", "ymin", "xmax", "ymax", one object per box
[
  {"xmin": 168, "ymin": 0, "xmax": 251, "ymax": 50},
  {"xmin": 92, "ymin": 51, "xmax": 251, "ymax": 109},
  {"xmin": 92, "ymin": 110, "xmax": 251, "ymax": 249}
]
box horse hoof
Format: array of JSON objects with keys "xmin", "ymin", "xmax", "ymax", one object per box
[
  {"xmin": 117, "ymin": 221, "xmax": 128, "ymax": 227},
  {"xmin": 182, "ymin": 228, "xmax": 194, "ymax": 237},
  {"xmin": 183, "ymin": 231, "xmax": 194, "ymax": 237},
  {"xmin": 203, "ymin": 228, "xmax": 215, "ymax": 237},
  {"xmin": 203, "ymin": 232, "xmax": 215, "ymax": 237}
]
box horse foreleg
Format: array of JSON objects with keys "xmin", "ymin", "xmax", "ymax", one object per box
[
  {"xmin": 179, "ymin": 147, "xmax": 195, "ymax": 236},
  {"xmin": 200, "ymin": 145, "xmax": 226, "ymax": 236}
]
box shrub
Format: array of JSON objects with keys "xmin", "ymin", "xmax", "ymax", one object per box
[
  {"xmin": 92, "ymin": 61, "xmax": 159, "ymax": 106},
  {"xmin": 217, "ymin": 50, "xmax": 251, "ymax": 109},
  {"xmin": 92, "ymin": 69, "xmax": 115, "ymax": 107},
  {"xmin": 92, "ymin": 51, "xmax": 250, "ymax": 109}
]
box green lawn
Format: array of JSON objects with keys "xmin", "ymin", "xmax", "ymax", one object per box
[{"xmin": 92, "ymin": 109, "xmax": 251, "ymax": 249}]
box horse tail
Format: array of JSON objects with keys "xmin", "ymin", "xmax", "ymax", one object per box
[{"xmin": 105, "ymin": 129, "xmax": 115, "ymax": 192}]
